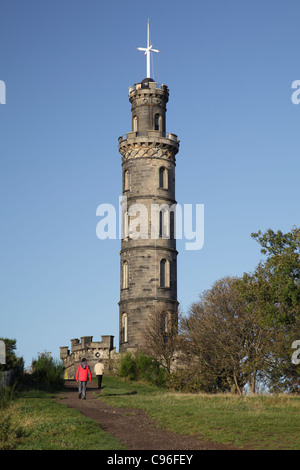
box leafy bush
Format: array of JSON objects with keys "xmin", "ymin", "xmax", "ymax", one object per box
[
  {"xmin": 119, "ymin": 352, "xmax": 166, "ymax": 387},
  {"xmin": 0, "ymin": 338, "xmax": 24, "ymax": 373},
  {"xmin": 165, "ymin": 368, "xmax": 203, "ymax": 393},
  {"xmin": 31, "ymin": 352, "xmax": 64, "ymax": 389},
  {"xmin": 136, "ymin": 352, "xmax": 166, "ymax": 386},
  {"xmin": 119, "ymin": 353, "xmax": 137, "ymax": 381}
]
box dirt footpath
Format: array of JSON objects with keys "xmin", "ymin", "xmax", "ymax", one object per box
[{"xmin": 57, "ymin": 380, "xmax": 238, "ymax": 451}]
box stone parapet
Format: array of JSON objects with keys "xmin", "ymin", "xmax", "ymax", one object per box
[{"xmin": 59, "ymin": 335, "xmax": 116, "ymax": 380}]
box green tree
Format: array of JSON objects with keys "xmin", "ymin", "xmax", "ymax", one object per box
[
  {"xmin": 237, "ymin": 227, "xmax": 300, "ymax": 392},
  {"xmin": 31, "ymin": 351, "xmax": 64, "ymax": 388},
  {"xmin": 0, "ymin": 338, "xmax": 23, "ymax": 372},
  {"xmin": 242, "ymin": 227, "xmax": 300, "ymax": 326}
]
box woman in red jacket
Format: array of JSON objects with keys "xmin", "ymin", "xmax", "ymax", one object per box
[{"xmin": 75, "ymin": 358, "xmax": 92, "ymax": 399}]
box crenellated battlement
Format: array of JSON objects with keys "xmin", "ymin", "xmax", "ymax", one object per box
[{"xmin": 60, "ymin": 335, "xmax": 116, "ymax": 379}]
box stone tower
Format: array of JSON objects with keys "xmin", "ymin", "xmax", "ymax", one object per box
[{"xmin": 118, "ymin": 76, "xmax": 180, "ymax": 352}]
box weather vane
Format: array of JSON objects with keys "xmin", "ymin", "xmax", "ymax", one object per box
[{"xmin": 137, "ymin": 19, "xmax": 160, "ymax": 79}]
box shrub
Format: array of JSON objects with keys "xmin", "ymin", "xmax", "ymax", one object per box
[
  {"xmin": 119, "ymin": 353, "xmax": 137, "ymax": 381},
  {"xmin": 119, "ymin": 352, "xmax": 166, "ymax": 387},
  {"xmin": 165, "ymin": 369, "xmax": 203, "ymax": 393},
  {"xmin": 136, "ymin": 353, "xmax": 154, "ymax": 381},
  {"xmin": 0, "ymin": 338, "xmax": 24, "ymax": 373},
  {"xmin": 136, "ymin": 352, "xmax": 166, "ymax": 386},
  {"xmin": 31, "ymin": 352, "xmax": 64, "ymax": 389}
]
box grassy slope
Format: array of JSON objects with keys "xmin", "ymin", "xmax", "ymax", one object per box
[
  {"xmin": 2, "ymin": 378, "xmax": 299, "ymax": 450},
  {"xmin": 1, "ymin": 389, "xmax": 125, "ymax": 450},
  {"xmin": 97, "ymin": 376, "xmax": 300, "ymax": 450}
]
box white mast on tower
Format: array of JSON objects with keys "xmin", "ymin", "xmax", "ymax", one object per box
[{"xmin": 137, "ymin": 19, "xmax": 160, "ymax": 79}]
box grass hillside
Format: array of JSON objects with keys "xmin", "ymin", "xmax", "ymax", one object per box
[
  {"xmin": 1, "ymin": 376, "xmax": 299, "ymax": 450},
  {"xmin": 97, "ymin": 376, "xmax": 300, "ymax": 450},
  {"xmin": 0, "ymin": 388, "xmax": 125, "ymax": 450}
]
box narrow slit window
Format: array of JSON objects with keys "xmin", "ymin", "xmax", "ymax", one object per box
[
  {"xmin": 122, "ymin": 211, "xmax": 129, "ymax": 239},
  {"xmin": 159, "ymin": 167, "xmax": 168, "ymax": 189},
  {"xmin": 160, "ymin": 259, "xmax": 170, "ymax": 288},
  {"xmin": 133, "ymin": 116, "xmax": 138, "ymax": 132},
  {"xmin": 159, "ymin": 208, "xmax": 170, "ymax": 238},
  {"xmin": 121, "ymin": 313, "xmax": 128, "ymax": 343},
  {"xmin": 124, "ymin": 170, "xmax": 129, "ymax": 191},
  {"xmin": 122, "ymin": 261, "xmax": 129, "ymax": 289},
  {"xmin": 162, "ymin": 314, "xmax": 168, "ymax": 334}
]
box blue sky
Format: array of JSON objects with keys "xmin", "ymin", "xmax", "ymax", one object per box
[{"xmin": 1, "ymin": 0, "xmax": 299, "ymax": 367}]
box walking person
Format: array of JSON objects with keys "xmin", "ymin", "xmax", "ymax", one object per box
[
  {"xmin": 94, "ymin": 359, "xmax": 104, "ymax": 389},
  {"xmin": 76, "ymin": 358, "xmax": 92, "ymax": 399}
]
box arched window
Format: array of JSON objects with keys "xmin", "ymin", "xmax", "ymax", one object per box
[
  {"xmin": 170, "ymin": 211, "xmax": 175, "ymax": 240},
  {"xmin": 122, "ymin": 261, "xmax": 129, "ymax": 289},
  {"xmin": 154, "ymin": 113, "xmax": 160, "ymax": 131},
  {"xmin": 159, "ymin": 208, "xmax": 169, "ymax": 238},
  {"xmin": 133, "ymin": 116, "xmax": 138, "ymax": 132},
  {"xmin": 124, "ymin": 170, "xmax": 129, "ymax": 191},
  {"xmin": 122, "ymin": 211, "xmax": 129, "ymax": 239},
  {"xmin": 159, "ymin": 167, "xmax": 168, "ymax": 189},
  {"xmin": 161, "ymin": 313, "xmax": 168, "ymax": 334},
  {"xmin": 160, "ymin": 259, "xmax": 170, "ymax": 288},
  {"xmin": 121, "ymin": 313, "xmax": 128, "ymax": 343}
]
